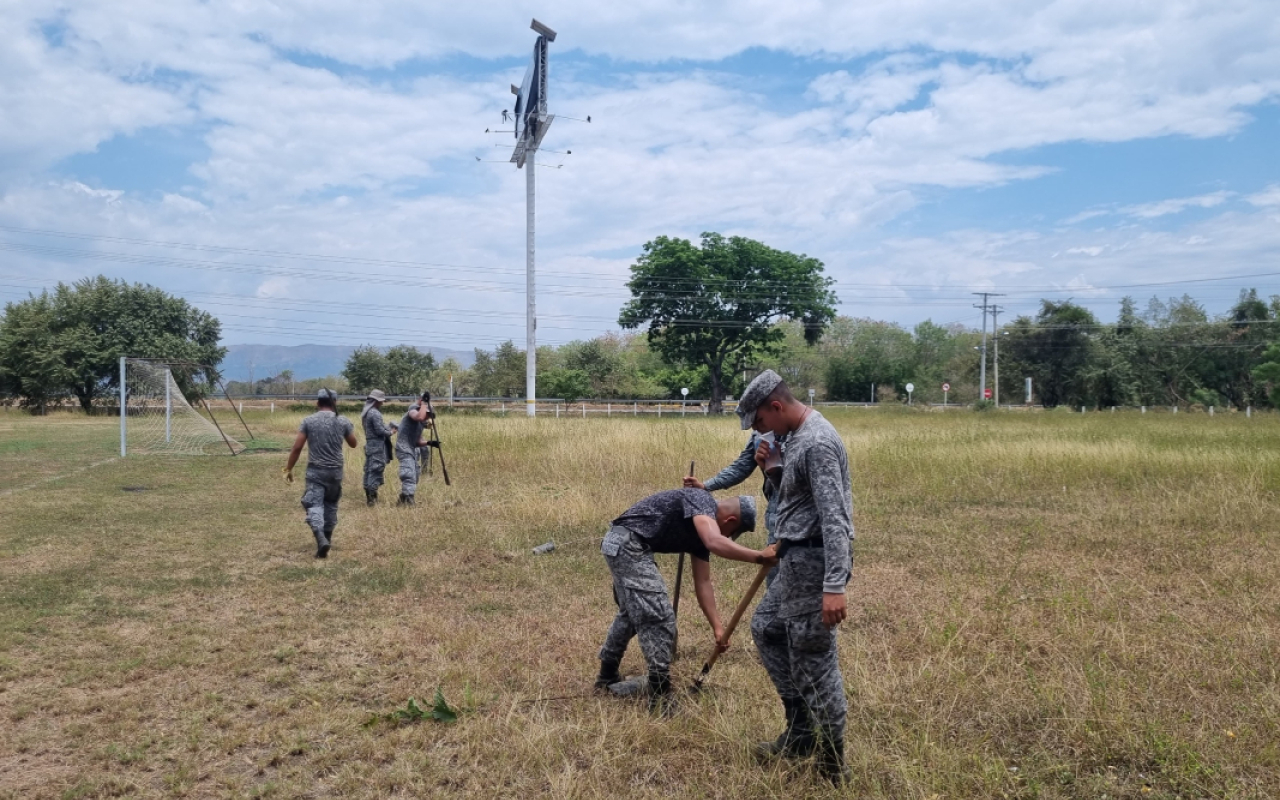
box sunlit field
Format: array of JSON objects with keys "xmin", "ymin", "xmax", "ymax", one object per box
[{"xmin": 1, "ymin": 406, "xmax": 1277, "ymax": 798}]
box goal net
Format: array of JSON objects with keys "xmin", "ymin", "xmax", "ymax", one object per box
[{"xmin": 121, "ymin": 358, "xmax": 245, "ymax": 455}]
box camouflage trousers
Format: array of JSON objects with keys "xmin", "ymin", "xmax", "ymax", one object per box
[
  {"xmin": 750, "ymin": 545, "xmax": 847, "ymax": 736},
  {"xmin": 396, "ymin": 446, "xmax": 420, "ymax": 498},
  {"xmin": 301, "ymin": 468, "xmax": 343, "ymax": 541},
  {"xmin": 599, "ymin": 525, "xmax": 675, "ymax": 679},
  {"xmin": 363, "ymin": 446, "xmax": 390, "ymax": 492}
]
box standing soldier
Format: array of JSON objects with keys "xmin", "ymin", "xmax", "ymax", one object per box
[
  {"xmin": 283, "ymin": 388, "xmax": 358, "ymax": 558},
  {"xmin": 395, "ymin": 391, "xmax": 434, "ymax": 506},
  {"xmin": 360, "ymin": 389, "xmax": 397, "ymax": 505},
  {"xmin": 740, "ymin": 370, "xmax": 855, "ymax": 785}
]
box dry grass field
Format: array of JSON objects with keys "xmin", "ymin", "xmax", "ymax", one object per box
[{"xmin": 1, "ymin": 406, "xmax": 1277, "ymax": 798}]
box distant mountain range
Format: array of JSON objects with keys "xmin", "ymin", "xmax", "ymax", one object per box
[{"xmin": 221, "ymin": 344, "xmax": 476, "ymax": 382}]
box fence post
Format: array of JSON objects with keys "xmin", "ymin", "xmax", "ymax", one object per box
[
  {"xmin": 1173, "ymin": 406, "xmax": 1177, "ymax": 414},
  {"xmin": 556, "ymin": 404, "xmax": 559, "ymax": 418},
  {"xmin": 607, "ymin": 403, "xmax": 611, "ymax": 417},
  {"xmin": 1141, "ymin": 406, "xmax": 1145, "ymax": 414},
  {"xmin": 634, "ymin": 402, "xmax": 637, "ymax": 416},
  {"xmin": 582, "ymin": 403, "xmax": 586, "ymax": 418},
  {"xmin": 658, "ymin": 404, "xmax": 661, "ymax": 418},
  {"xmin": 271, "ymin": 402, "xmax": 274, "ymax": 413},
  {"xmin": 1209, "ymin": 406, "xmax": 1214, "ymax": 416},
  {"xmin": 1247, "ymin": 406, "xmax": 1252, "ymax": 418}
]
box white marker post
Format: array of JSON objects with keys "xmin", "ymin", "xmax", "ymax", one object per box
[{"xmin": 681, "ymin": 387, "xmax": 689, "ymax": 416}]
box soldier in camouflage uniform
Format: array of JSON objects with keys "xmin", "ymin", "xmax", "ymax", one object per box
[
  {"xmin": 739, "ymin": 370, "xmax": 855, "ymax": 785},
  {"xmin": 394, "ymin": 392, "xmax": 434, "ymax": 506},
  {"xmin": 360, "ymin": 389, "xmax": 397, "ymax": 505},
  {"xmin": 684, "ymin": 430, "xmax": 785, "ymax": 586},
  {"xmin": 284, "ymin": 389, "xmax": 358, "ymax": 558},
  {"xmin": 596, "ymin": 488, "xmax": 776, "ymax": 712}
]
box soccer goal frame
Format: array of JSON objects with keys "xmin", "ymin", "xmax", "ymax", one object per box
[{"xmin": 118, "ymin": 356, "xmax": 253, "ymax": 456}]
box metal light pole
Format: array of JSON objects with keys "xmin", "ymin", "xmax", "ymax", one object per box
[
  {"xmin": 511, "ymin": 18, "xmax": 556, "ymax": 417},
  {"xmin": 991, "ymin": 305, "xmax": 1003, "ymax": 407},
  {"xmin": 973, "ymin": 292, "xmax": 1003, "ymax": 401}
]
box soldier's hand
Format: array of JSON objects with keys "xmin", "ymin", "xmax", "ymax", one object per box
[
  {"xmin": 821, "ymin": 592, "xmax": 847, "ymax": 627},
  {"xmin": 282, "ymin": 466, "xmax": 294, "ymax": 484},
  {"xmin": 682, "ymin": 476, "xmax": 705, "ymax": 490},
  {"xmin": 754, "ymin": 440, "xmax": 770, "ymax": 470},
  {"xmin": 713, "ymin": 625, "xmax": 731, "ymax": 654},
  {"xmin": 759, "ymin": 543, "xmax": 779, "ymax": 565}
]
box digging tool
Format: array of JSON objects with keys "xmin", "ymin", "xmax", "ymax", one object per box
[
  {"xmin": 421, "ymin": 391, "xmax": 451, "ymax": 486},
  {"xmin": 670, "ymin": 460, "xmax": 695, "ymax": 659},
  {"xmin": 692, "ymin": 560, "xmax": 772, "ymax": 692}
]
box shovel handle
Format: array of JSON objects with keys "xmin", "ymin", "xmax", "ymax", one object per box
[{"xmin": 694, "ymin": 561, "xmax": 771, "ymax": 687}]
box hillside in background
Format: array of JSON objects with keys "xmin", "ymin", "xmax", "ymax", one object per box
[{"xmin": 221, "ymin": 344, "xmax": 474, "ymax": 382}]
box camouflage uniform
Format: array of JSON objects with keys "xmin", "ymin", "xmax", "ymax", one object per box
[
  {"xmin": 396, "ymin": 401, "xmax": 427, "ymax": 500},
  {"xmin": 361, "ymin": 405, "xmax": 395, "ymax": 493},
  {"xmin": 597, "ymin": 489, "xmax": 721, "ymax": 701},
  {"xmin": 738, "ymin": 371, "xmax": 853, "ymax": 781},
  {"xmin": 298, "ymin": 410, "xmax": 355, "ymax": 550}
]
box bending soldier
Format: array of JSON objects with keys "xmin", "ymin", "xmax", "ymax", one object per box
[
  {"xmin": 596, "ymin": 488, "xmax": 776, "ymax": 713},
  {"xmin": 395, "ymin": 392, "xmax": 434, "ymax": 506},
  {"xmin": 739, "ymin": 370, "xmax": 855, "ymax": 785},
  {"xmin": 283, "ymin": 388, "xmax": 358, "ymax": 558},
  {"xmin": 360, "ymin": 389, "xmax": 397, "ymax": 505}
]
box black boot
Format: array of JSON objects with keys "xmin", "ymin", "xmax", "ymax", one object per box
[
  {"xmin": 313, "ymin": 530, "xmax": 330, "ymax": 559},
  {"xmin": 815, "ymin": 726, "xmax": 850, "ymax": 785},
  {"xmin": 397, "ymin": 493, "xmax": 414, "ymax": 507},
  {"xmin": 365, "ymin": 488, "xmax": 377, "ymax": 506},
  {"xmin": 646, "ymin": 672, "xmax": 673, "ymax": 716},
  {"xmin": 755, "ymin": 697, "xmax": 817, "ymax": 760},
  {"xmin": 594, "ymin": 659, "xmax": 622, "ymax": 692}
]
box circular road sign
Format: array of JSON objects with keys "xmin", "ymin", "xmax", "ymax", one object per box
[
  {"xmin": 680, "ymin": 387, "xmax": 689, "ymax": 397},
  {"xmin": 905, "ymin": 383, "xmax": 915, "ymax": 393},
  {"xmin": 984, "ymin": 388, "xmax": 993, "ymax": 399},
  {"xmin": 942, "ymin": 382, "xmax": 951, "ymax": 392}
]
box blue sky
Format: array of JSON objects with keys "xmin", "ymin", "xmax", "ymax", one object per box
[{"xmin": 2, "ymin": 1, "xmax": 1279, "ymax": 352}]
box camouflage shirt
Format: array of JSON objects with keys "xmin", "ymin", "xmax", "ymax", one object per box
[
  {"xmin": 611, "ymin": 488, "xmax": 718, "ymax": 561},
  {"xmin": 299, "ymin": 410, "xmax": 354, "ymax": 471},
  {"xmin": 772, "ymin": 410, "xmax": 854, "ymax": 594}
]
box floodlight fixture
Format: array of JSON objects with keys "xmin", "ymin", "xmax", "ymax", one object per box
[
  {"xmin": 530, "ymin": 18, "xmax": 557, "ymax": 41},
  {"xmin": 512, "ymin": 84, "xmax": 520, "ymax": 95}
]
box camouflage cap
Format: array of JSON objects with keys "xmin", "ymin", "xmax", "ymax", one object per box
[
  {"xmin": 365, "ymin": 389, "xmax": 387, "ymax": 402},
  {"xmin": 735, "ymin": 369, "xmax": 783, "ymax": 430},
  {"xmin": 317, "ymin": 387, "xmax": 338, "ymax": 403},
  {"xmin": 736, "ymin": 495, "xmax": 757, "ymax": 534}
]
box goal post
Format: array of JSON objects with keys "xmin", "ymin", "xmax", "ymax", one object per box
[{"xmin": 119, "ymin": 356, "xmax": 246, "ymax": 456}]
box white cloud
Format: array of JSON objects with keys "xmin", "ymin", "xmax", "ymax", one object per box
[
  {"xmin": 1246, "ymin": 184, "xmax": 1280, "ymax": 207},
  {"xmin": 1066, "ymin": 246, "xmax": 1104, "ymax": 257},
  {"xmin": 1122, "ymin": 191, "xmax": 1234, "ymax": 219}
]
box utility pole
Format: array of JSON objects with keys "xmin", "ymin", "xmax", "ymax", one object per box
[
  {"xmin": 991, "ymin": 305, "xmax": 1003, "ymax": 407},
  {"xmin": 973, "ymin": 292, "xmax": 1004, "ymax": 402},
  {"xmin": 510, "ymin": 19, "xmax": 557, "ymax": 417}
]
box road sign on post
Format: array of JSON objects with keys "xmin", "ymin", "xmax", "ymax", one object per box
[
  {"xmin": 942, "ymin": 381, "xmax": 950, "ymax": 406},
  {"xmin": 680, "ymin": 386, "xmax": 689, "ymax": 416},
  {"xmin": 807, "ymin": 388, "xmax": 815, "ymax": 405},
  {"xmin": 984, "ymin": 388, "xmax": 993, "ymax": 400},
  {"xmin": 905, "ymin": 382, "xmax": 914, "ymax": 405}
]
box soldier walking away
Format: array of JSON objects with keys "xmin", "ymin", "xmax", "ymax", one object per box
[
  {"xmin": 595, "ymin": 488, "xmax": 776, "ymax": 713},
  {"xmin": 283, "ymin": 389, "xmax": 358, "ymax": 558},
  {"xmin": 739, "ymin": 370, "xmax": 855, "ymax": 785},
  {"xmin": 395, "ymin": 392, "xmax": 434, "ymax": 506},
  {"xmin": 360, "ymin": 389, "xmax": 397, "ymax": 505}
]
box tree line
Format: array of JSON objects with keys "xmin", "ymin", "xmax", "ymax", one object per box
[{"xmin": 5, "ymin": 260, "xmax": 1279, "ymax": 413}]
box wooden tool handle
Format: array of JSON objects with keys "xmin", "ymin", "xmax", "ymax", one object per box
[{"xmin": 694, "ymin": 561, "xmax": 771, "ymax": 685}]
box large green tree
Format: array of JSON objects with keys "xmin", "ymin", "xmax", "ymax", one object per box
[
  {"xmin": 1004, "ymin": 300, "xmax": 1097, "ymax": 408},
  {"xmin": 0, "ymin": 276, "xmax": 224, "ymax": 412},
  {"xmin": 618, "ymin": 233, "xmax": 837, "ymax": 413},
  {"xmin": 342, "ymin": 345, "xmax": 437, "ymax": 395}
]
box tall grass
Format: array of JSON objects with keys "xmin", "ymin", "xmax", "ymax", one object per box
[{"xmin": 0, "ymin": 408, "xmax": 1276, "ymax": 797}]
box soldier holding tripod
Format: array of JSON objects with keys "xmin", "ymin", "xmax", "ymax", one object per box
[{"xmin": 395, "ymin": 392, "xmax": 435, "ymax": 506}]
